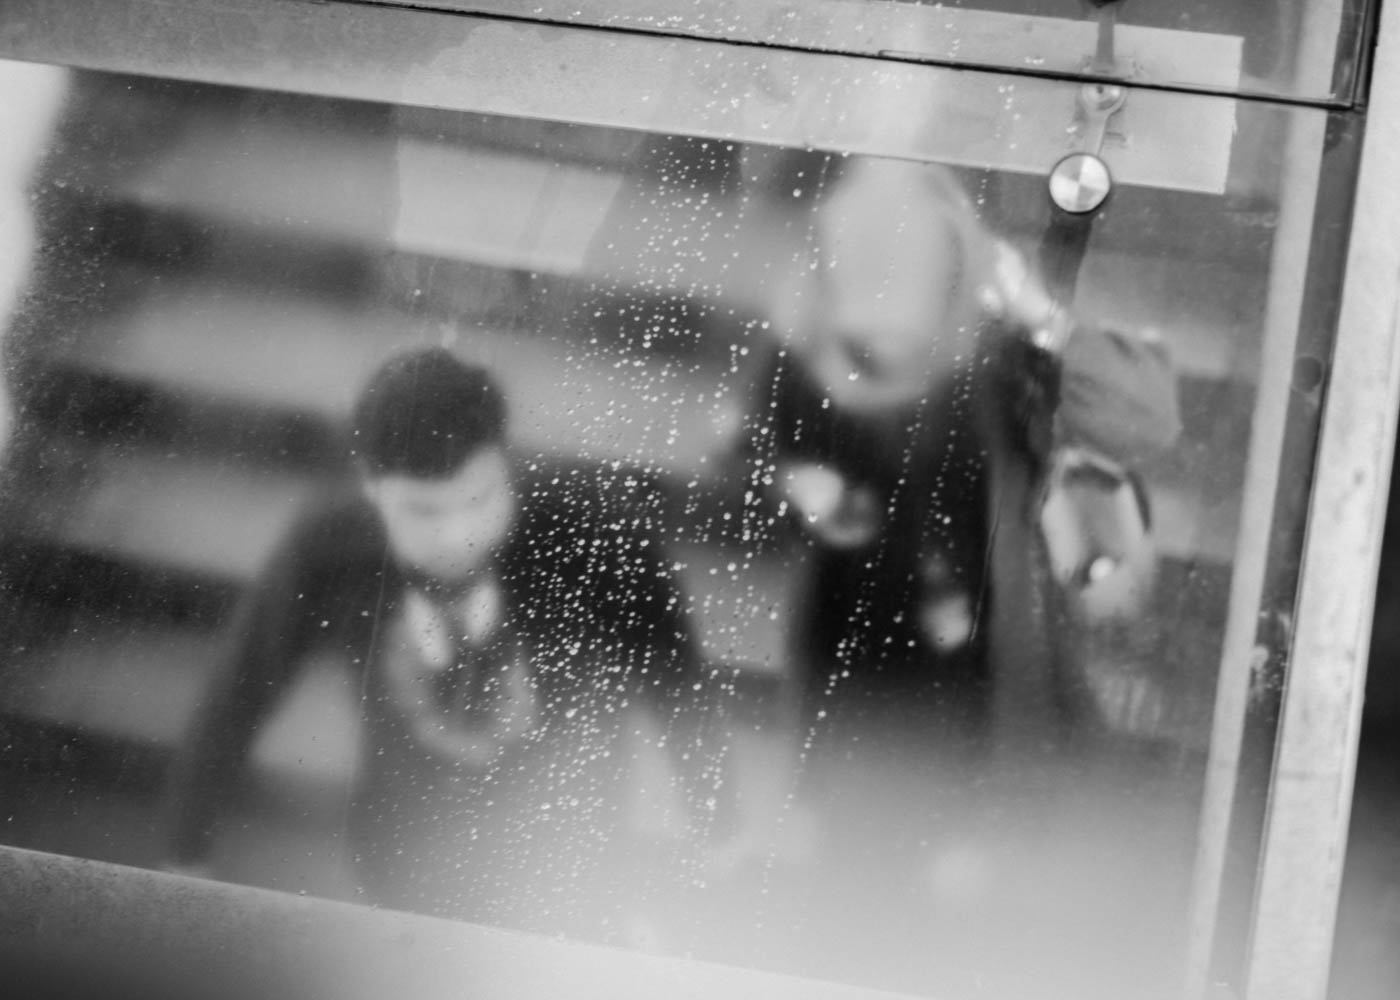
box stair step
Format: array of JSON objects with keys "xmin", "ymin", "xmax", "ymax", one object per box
[
  {"xmin": 0, "ymin": 550, "xmax": 802, "ymax": 775},
  {"xmin": 113, "ymin": 121, "xmax": 636, "ymax": 280},
  {"xmin": 0, "ymin": 619, "xmax": 211, "ymax": 748},
  {"xmin": 25, "ymin": 330, "xmax": 1237, "ymax": 602},
  {"xmin": 38, "ymin": 282, "xmax": 747, "ymax": 477},
  {"xmin": 0, "ymin": 617, "xmax": 360, "ymax": 791},
  {"xmin": 74, "ymin": 104, "xmax": 1253, "ymax": 381},
  {"xmin": 21, "ymin": 446, "xmax": 321, "ymax": 582},
  {"xmin": 82, "ymin": 107, "xmax": 632, "ymax": 272},
  {"xmin": 78, "ymin": 102, "xmax": 778, "ymax": 300},
  {"xmin": 0, "ymin": 551, "xmax": 1229, "ymax": 781}
]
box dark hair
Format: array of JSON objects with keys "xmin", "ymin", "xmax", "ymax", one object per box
[{"xmin": 351, "ymin": 347, "xmax": 507, "ymax": 478}]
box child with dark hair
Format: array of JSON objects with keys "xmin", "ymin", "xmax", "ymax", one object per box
[
  {"xmin": 166, "ymin": 347, "xmax": 705, "ymax": 937},
  {"xmin": 352, "ymin": 347, "xmax": 508, "ymax": 479}
]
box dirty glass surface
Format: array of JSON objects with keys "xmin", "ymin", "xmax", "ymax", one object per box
[
  {"xmin": 411, "ymin": 0, "xmax": 1372, "ymax": 103},
  {"xmin": 0, "ymin": 50, "xmax": 1356, "ymax": 1000}
]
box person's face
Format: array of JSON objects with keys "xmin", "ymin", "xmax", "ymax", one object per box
[
  {"xmin": 780, "ymin": 161, "xmax": 970, "ymax": 412},
  {"xmin": 364, "ymin": 445, "xmax": 515, "ymax": 583}
]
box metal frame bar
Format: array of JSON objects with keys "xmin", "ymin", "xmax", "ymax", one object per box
[
  {"xmin": 1182, "ymin": 104, "xmax": 1328, "ymax": 1000},
  {"xmin": 1181, "ymin": 0, "xmax": 1362, "ymax": 988},
  {"xmin": 1241, "ymin": 1, "xmax": 1400, "ymax": 996},
  {"xmin": 0, "ymin": 0, "xmax": 1233, "ymax": 194},
  {"xmin": 333, "ymin": 0, "xmax": 1357, "ymax": 104}
]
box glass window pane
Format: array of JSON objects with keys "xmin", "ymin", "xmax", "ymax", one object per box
[{"xmin": 0, "ymin": 32, "xmax": 1359, "ymax": 1000}]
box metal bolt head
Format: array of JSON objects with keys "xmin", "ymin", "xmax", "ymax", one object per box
[
  {"xmin": 1048, "ymin": 152, "xmax": 1113, "ymax": 214},
  {"xmin": 1080, "ymin": 83, "xmax": 1126, "ymax": 112}
]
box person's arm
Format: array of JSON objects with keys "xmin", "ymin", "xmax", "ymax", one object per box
[
  {"xmin": 1054, "ymin": 323, "xmax": 1181, "ymax": 460},
  {"xmin": 163, "ymin": 507, "xmax": 353, "ymax": 868},
  {"xmin": 988, "ymin": 242, "xmax": 1182, "ymax": 462},
  {"xmin": 377, "ymin": 592, "xmax": 534, "ymax": 770}
]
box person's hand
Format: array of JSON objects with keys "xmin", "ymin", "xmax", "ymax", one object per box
[
  {"xmin": 917, "ymin": 590, "xmax": 975, "ymax": 653},
  {"xmin": 405, "ymin": 660, "xmax": 537, "ymax": 768},
  {"xmin": 978, "ymin": 241, "xmax": 1048, "ymax": 324},
  {"xmin": 778, "ymin": 462, "xmax": 843, "ymax": 521},
  {"xmin": 778, "ymin": 462, "xmax": 880, "ymax": 548}
]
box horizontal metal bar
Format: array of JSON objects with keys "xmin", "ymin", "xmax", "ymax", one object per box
[
  {"xmin": 0, "ymin": 0, "xmax": 1236, "ymax": 193},
  {"xmin": 338, "ymin": 0, "xmax": 1282, "ymax": 100}
]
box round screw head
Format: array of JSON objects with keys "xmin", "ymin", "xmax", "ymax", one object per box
[{"xmin": 1048, "ymin": 152, "xmax": 1113, "ymax": 214}]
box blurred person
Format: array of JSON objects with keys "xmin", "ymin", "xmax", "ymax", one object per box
[
  {"xmin": 714, "ymin": 155, "xmax": 1180, "ymax": 881},
  {"xmin": 166, "ymin": 347, "xmax": 709, "ymax": 939}
]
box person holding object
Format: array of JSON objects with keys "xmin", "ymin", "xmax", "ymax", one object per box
[{"xmin": 716, "ymin": 154, "xmax": 1181, "ymax": 876}]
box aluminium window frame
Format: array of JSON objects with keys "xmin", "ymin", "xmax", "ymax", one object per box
[{"xmin": 1234, "ymin": 1, "xmax": 1400, "ymax": 997}]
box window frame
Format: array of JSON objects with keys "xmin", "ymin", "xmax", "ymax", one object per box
[{"xmin": 0, "ymin": 2, "xmax": 1394, "ymax": 997}]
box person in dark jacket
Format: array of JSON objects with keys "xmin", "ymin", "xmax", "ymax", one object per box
[
  {"xmin": 711, "ymin": 155, "xmax": 1181, "ymax": 878},
  {"xmin": 166, "ymin": 347, "xmax": 707, "ymax": 938}
]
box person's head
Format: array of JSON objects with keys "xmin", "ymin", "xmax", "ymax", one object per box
[
  {"xmin": 352, "ymin": 347, "xmax": 513, "ymax": 583},
  {"xmin": 771, "ymin": 157, "xmax": 997, "ymax": 413}
]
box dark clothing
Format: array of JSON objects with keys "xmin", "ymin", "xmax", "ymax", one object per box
[
  {"xmin": 168, "ymin": 463, "xmax": 702, "ymax": 930},
  {"xmin": 746, "ymin": 321, "xmax": 1180, "ymax": 755}
]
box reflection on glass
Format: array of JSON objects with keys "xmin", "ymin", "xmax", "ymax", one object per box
[{"xmin": 0, "ymin": 63, "xmax": 1344, "ymax": 999}]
